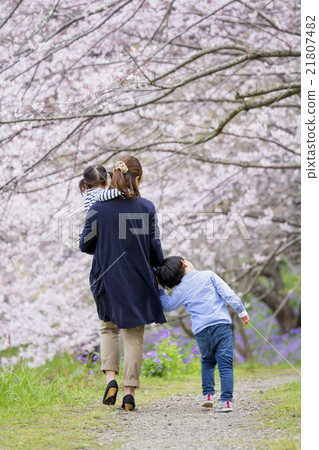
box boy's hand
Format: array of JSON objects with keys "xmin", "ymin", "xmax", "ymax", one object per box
[{"xmin": 241, "ymin": 314, "xmax": 250, "ymax": 325}]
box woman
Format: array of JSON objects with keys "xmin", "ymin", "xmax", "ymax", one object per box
[{"xmin": 79, "ymin": 156, "xmax": 166, "ymax": 410}]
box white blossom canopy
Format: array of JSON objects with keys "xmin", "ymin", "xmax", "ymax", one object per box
[{"xmin": 0, "ymin": 0, "xmax": 300, "ymax": 366}]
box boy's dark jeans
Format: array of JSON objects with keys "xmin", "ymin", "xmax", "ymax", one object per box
[{"xmin": 195, "ymin": 323, "xmax": 234, "ymax": 402}]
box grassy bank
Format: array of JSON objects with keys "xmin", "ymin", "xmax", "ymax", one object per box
[
  {"xmin": 0, "ymin": 356, "xmax": 300, "ymax": 449},
  {"xmin": 253, "ymin": 380, "xmax": 301, "ymax": 449}
]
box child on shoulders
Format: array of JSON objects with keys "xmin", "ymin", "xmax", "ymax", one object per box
[{"xmin": 79, "ymin": 164, "xmax": 122, "ymax": 212}]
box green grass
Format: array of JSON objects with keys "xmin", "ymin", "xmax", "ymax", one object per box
[
  {"xmin": 0, "ymin": 354, "xmax": 202, "ymax": 449},
  {"xmin": 0, "ymin": 356, "xmax": 300, "ymax": 449},
  {"xmin": 0, "ymin": 367, "xmax": 101, "ymax": 448},
  {"xmin": 252, "ymin": 379, "xmax": 301, "ymax": 449},
  {"xmin": 235, "ymin": 361, "xmax": 300, "ymax": 378}
]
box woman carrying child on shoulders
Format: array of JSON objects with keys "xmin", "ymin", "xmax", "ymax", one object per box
[{"xmin": 79, "ymin": 156, "xmax": 166, "ymax": 411}]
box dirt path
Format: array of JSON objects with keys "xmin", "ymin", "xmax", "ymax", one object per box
[{"xmin": 97, "ymin": 375, "xmax": 298, "ymax": 449}]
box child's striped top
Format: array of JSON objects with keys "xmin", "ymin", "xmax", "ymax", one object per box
[{"xmin": 83, "ymin": 188, "xmax": 122, "ymax": 212}]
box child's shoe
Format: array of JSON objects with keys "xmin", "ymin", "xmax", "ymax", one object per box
[
  {"xmin": 217, "ymin": 400, "xmax": 233, "ymax": 412},
  {"xmin": 201, "ymin": 393, "xmax": 215, "ymax": 407}
]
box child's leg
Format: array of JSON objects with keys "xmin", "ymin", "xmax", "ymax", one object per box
[
  {"xmin": 214, "ymin": 324, "xmax": 234, "ymax": 402},
  {"xmin": 195, "ymin": 328, "xmax": 216, "ymax": 396}
]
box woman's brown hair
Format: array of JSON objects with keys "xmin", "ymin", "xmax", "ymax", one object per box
[{"xmin": 111, "ymin": 156, "xmax": 142, "ymax": 200}]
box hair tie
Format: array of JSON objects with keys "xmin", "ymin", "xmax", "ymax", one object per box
[{"xmin": 114, "ymin": 160, "xmax": 128, "ymax": 174}]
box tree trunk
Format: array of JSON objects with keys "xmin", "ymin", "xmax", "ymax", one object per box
[{"xmin": 252, "ymin": 262, "xmax": 297, "ymax": 332}]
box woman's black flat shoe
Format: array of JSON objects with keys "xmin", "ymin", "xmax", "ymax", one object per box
[
  {"xmin": 122, "ymin": 394, "xmax": 135, "ymax": 411},
  {"xmin": 102, "ymin": 380, "xmax": 118, "ymax": 405}
]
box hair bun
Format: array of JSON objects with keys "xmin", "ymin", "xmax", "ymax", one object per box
[{"xmin": 114, "ymin": 160, "xmax": 128, "ymax": 174}]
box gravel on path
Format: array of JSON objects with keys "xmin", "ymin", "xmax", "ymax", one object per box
[{"xmin": 97, "ymin": 375, "xmax": 298, "ymax": 449}]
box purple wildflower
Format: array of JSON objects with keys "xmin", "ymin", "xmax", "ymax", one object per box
[
  {"xmin": 191, "ymin": 345, "xmax": 199, "ymax": 355},
  {"xmin": 160, "ymin": 329, "xmax": 170, "ymax": 339}
]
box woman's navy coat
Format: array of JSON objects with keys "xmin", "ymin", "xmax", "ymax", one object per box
[{"xmin": 79, "ymin": 196, "xmax": 166, "ymax": 329}]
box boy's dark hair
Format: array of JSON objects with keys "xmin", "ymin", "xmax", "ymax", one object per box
[
  {"xmin": 157, "ymin": 256, "xmax": 185, "ymax": 289},
  {"xmin": 79, "ymin": 165, "xmax": 107, "ymax": 194}
]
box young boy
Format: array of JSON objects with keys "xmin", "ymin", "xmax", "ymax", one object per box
[{"xmin": 157, "ymin": 256, "xmax": 250, "ymax": 412}]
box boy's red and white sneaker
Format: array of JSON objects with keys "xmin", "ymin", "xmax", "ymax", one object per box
[
  {"xmin": 201, "ymin": 393, "xmax": 215, "ymax": 407},
  {"xmin": 217, "ymin": 400, "xmax": 233, "ymax": 412}
]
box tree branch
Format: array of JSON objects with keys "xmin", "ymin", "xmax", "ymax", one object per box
[
  {"xmin": 235, "ymin": 82, "xmax": 301, "ymax": 99},
  {"xmin": 0, "ymin": 0, "xmax": 24, "ymax": 30}
]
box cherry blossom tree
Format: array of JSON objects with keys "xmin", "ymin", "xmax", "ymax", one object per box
[{"xmin": 0, "ymin": 0, "xmax": 300, "ymax": 366}]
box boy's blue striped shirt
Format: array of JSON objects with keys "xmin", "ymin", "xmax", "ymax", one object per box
[{"xmin": 159, "ymin": 270, "xmax": 247, "ymax": 335}]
